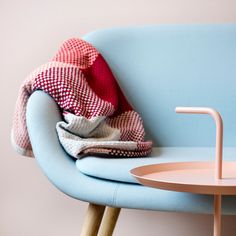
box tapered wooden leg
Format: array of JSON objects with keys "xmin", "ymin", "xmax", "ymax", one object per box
[
  {"xmin": 99, "ymin": 207, "xmax": 121, "ymax": 236},
  {"xmin": 80, "ymin": 203, "xmax": 105, "ymax": 236}
]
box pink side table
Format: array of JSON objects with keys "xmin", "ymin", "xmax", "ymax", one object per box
[{"xmin": 131, "ymin": 107, "xmax": 236, "ymax": 236}]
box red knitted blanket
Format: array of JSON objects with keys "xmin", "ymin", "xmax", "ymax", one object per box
[{"xmin": 12, "ymin": 38, "xmax": 152, "ymax": 158}]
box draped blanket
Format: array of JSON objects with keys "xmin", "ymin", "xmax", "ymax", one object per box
[{"xmin": 11, "ymin": 38, "xmax": 152, "ymax": 158}]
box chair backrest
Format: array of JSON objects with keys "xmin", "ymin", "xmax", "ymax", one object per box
[{"xmin": 83, "ymin": 25, "xmax": 236, "ymax": 147}]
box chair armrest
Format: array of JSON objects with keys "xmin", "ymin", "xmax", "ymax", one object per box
[
  {"xmin": 26, "ymin": 91, "xmax": 78, "ymax": 189},
  {"xmin": 26, "ymin": 90, "xmax": 120, "ymax": 205}
]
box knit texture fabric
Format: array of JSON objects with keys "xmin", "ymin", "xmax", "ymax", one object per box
[{"xmin": 12, "ymin": 38, "xmax": 152, "ymax": 158}]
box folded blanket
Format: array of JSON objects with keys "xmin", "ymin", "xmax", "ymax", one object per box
[{"xmin": 11, "ymin": 38, "xmax": 152, "ymax": 158}]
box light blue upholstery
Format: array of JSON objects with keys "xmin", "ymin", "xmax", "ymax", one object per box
[
  {"xmin": 83, "ymin": 24, "xmax": 236, "ymax": 147},
  {"xmin": 76, "ymin": 147, "xmax": 236, "ymax": 184},
  {"xmin": 27, "ymin": 91, "xmax": 236, "ymax": 214},
  {"xmin": 26, "ymin": 25, "xmax": 236, "ymax": 215}
]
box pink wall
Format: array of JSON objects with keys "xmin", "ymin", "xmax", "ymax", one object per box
[{"xmin": 1, "ymin": 0, "xmax": 236, "ymax": 235}]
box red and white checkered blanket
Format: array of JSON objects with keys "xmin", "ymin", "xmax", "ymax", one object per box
[{"xmin": 11, "ymin": 38, "xmax": 152, "ymax": 158}]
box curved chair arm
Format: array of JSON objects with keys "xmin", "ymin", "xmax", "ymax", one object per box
[{"xmin": 26, "ymin": 90, "xmax": 118, "ymax": 205}]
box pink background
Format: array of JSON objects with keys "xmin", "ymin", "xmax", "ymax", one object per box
[{"xmin": 1, "ymin": 0, "xmax": 236, "ymax": 235}]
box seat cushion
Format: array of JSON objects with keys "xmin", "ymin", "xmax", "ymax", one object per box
[{"xmin": 76, "ymin": 147, "xmax": 236, "ymax": 184}]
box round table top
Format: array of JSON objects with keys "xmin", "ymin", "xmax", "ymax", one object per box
[{"xmin": 130, "ymin": 161, "xmax": 236, "ymax": 195}]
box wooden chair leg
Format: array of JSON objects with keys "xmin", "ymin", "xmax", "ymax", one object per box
[
  {"xmin": 80, "ymin": 203, "xmax": 106, "ymax": 236},
  {"xmin": 99, "ymin": 207, "xmax": 121, "ymax": 236}
]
